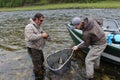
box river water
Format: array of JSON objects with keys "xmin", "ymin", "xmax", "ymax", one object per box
[{"xmin": 0, "ymin": 9, "xmax": 120, "ymax": 80}]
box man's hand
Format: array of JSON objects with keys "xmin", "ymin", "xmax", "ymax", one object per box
[
  {"xmin": 41, "ymin": 32, "xmax": 49, "ymax": 39},
  {"xmin": 72, "ymin": 46, "xmax": 78, "ymax": 51}
]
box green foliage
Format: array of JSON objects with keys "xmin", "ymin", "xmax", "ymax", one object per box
[
  {"xmin": 48, "ymin": 0, "xmax": 99, "ymax": 3},
  {"xmin": 0, "ymin": 0, "xmax": 24, "ymax": 7},
  {"xmin": 48, "ymin": 0, "xmax": 79, "ymax": 3},
  {"xmin": 40, "ymin": 0, "xmax": 49, "ymax": 4},
  {"xmin": 25, "ymin": 0, "xmax": 35, "ymax": 3},
  {"xmin": 0, "ymin": 0, "xmax": 5, "ymax": 7},
  {"xmin": 0, "ymin": 0, "xmax": 120, "ymax": 7},
  {"xmin": 0, "ymin": 0, "xmax": 36, "ymax": 7}
]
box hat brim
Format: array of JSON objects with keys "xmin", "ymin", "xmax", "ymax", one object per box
[
  {"xmin": 70, "ymin": 24, "xmax": 76, "ymax": 30},
  {"xmin": 70, "ymin": 21, "xmax": 83, "ymax": 30}
]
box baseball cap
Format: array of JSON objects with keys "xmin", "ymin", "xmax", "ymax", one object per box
[{"xmin": 70, "ymin": 17, "xmax": 81, "ymax": 29}]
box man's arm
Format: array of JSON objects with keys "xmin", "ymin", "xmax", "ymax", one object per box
[
  {"xmin": 25, "ymin": 25, "xmax": 42, "ymax": 41},
  {"xmin": 78, "ymin": 33, "xmax": 90, "ymax": 49}
]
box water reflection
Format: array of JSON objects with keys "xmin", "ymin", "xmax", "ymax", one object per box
[{"xmin": 0, "ymin": 9, "xmax": 120, "ymax": 80}]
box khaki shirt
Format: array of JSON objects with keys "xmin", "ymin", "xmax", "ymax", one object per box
[{"xmin": 25, "ymin": 18, "xmax": 46, "ymax": 50}]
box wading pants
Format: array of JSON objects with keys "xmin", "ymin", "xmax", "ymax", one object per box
[
  {"xmin": 27, "ymin": 47, "xmax": 45, "ymax": 80},
  {"xmin": 85, "ymin": 43, "xmax": 107, "ymax": 78}
]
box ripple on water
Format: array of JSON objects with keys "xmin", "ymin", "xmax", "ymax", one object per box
[{"xmin": 0, "ymin": 9, "xmax": 120, "ymax": 80}]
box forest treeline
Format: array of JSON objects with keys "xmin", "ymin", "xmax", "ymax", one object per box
[{"xmin": 0, "ymin": 0, "xmax": 119, "ymax": 8}]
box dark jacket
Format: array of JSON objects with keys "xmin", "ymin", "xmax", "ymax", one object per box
[{"xmin": 78, "ymin": 18, "xmax": 107, "ymax": 48}]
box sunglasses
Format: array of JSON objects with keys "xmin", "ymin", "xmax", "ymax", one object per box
[{"xmin": 39, "ymin": 20, "xmax": 43, "ymax": 22}]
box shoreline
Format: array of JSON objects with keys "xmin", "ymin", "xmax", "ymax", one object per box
[{"xmin": 0, "ymin": 1, "xmax": 120, "ymax": 12}]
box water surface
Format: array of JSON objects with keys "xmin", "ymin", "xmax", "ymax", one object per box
[{"xmin": 0, "ymin": 9, "xmax": 120, "ymax": 80}]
